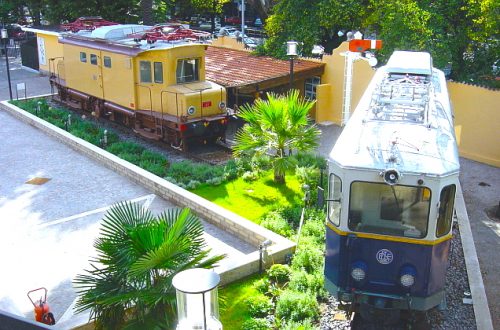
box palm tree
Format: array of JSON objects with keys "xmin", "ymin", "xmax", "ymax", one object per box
[
  {"xmin": 74, "ymin": 202, "xmax": 225, "ymax": 329},
  {"xmin": 234, "ymin": 90, "xmax": 321, "ymax": 183}
]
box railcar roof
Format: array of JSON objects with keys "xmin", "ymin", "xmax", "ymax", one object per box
[
  {"xmin": 59, "ymin": 24, "xmax": 209, "ymax": 55},
  {"xmin": 330, "ymin": 53, "xmax": 459, "ymax": 177},
  {"xmin": 386, "ymin": 51, "xmax": 432, "ymax": 76}
]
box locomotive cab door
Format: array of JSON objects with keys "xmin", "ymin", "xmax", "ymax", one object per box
[{"xmin": 86, "ymin": 51, "xmax": 104, "ymax": 100}]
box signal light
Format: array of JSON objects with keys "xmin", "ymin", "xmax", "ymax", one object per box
[{"xmin": 179, "ymin": 124, "xmax": 187, "ymax": 132}]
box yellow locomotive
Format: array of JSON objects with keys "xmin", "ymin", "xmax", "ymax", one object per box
[{"xmin": 50, "ymin": 23, "xmax": 228, "ymax": 150}]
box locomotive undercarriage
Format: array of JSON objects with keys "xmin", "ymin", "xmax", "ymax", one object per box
[{"xmin": 50, "ymin": 80, "xmax": 228, "ymax": 152}]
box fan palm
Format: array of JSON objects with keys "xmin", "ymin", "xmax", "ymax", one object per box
[
  {"xmin": 74, "ymin": 202, "xmax": 225, "ymax": 329},
  {"xmin": 234, "ymin": 90, "xmax": 321, "ymax": 183}
]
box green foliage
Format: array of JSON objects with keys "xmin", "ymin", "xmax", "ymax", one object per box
[
  {"xmin": 223, "ymin": 159, "xmax": 239, "ymax": 181},
  {"xmin": 234, "ymin": 90, "xmax": 320, "ymax": 184},
  {"xmin": 267, "ymin": 264, "xmax": 292, "ymax": 284},
  {"xmin": 164, "ymin": 160, "xmax": 225, "ymax": 187},
  {"xmin": 294, "ymin": 152, "xmax": 327, "ymax": 169},
  {"xmin": 288, "ymin": 269, "xmax": 327, "ymax": 299},
  {"xmin": 291, "ymin": 239, "xmax": 324, "ymax": 274},
  {"xmin": 261, "ymin": 211, "xmax": 293, "ymax": 238},
  {"xmin": 281, "ymin": 319, "xmax": 319, "ymax": 330},
  {"xmin": 241, "ymin": 318, "xmax": 272, "ymax": 330},
  {"xmin": 242, "ymin": 170, "xmax": 260, "ymax": 182},
  {"xmin": 300, "ymin": 212, "xmax": 326, "ymax": 244},
  {"xmin": 73, "ymin": 202, "xmax": 225, "ymax": 329},
  {"xmin": 280, "ymin": 206, "xmax": 304, "ymax": 229},
  {"xmin": 253, "ymin": 278, "xmax": 270, "ymax": 294},
  {"xmin": 275, "ymin": 290, "xmax": 320, "ymax": 323},
  {"xmin": 244, "ymin": 295, "xmax": 273, "ymax": 318}
]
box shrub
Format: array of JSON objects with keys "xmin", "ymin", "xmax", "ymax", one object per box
[
  {"xmin": 291, "ymin": 242, "xmax": 324, "ymax": 274},
  {"xmin": 223, "ymin": 159, "xmax": 238, "ymax": 181},
  {"xmin": 301, "ymin": 215, "xmax": 325, "ymax": 244},
  {"xmin": 294, "ymin": 152, "xmax": 327, "ymax": 169},
  {"xmin": 242, "ymin": 170, "xmax": 259, "ymax": 181},
  {"xmin": 280, "ymin": 206, "xmax": 303, "ymax": 229},
  {"xmin": 267, "ymin": 264, "xmax": 292, "ymax": 285},
  {"xmin": 288, "ymin": 269, "xmax": 327, "ymax": 299},
  {"xmin": 106, "ymin": 141, "xmax": 145, "ymax": 155},
  {"xmin": 281, "ymin": 319, "xmax": 318, "ymax": 330},
  {"xmin": 251, "ymin": 154, "xmax": 271, "ymax": 171},
  {"xmin": 234, "ymin": 156, "xmax": 252, "ymax": 174},
  {"xmin": 275, "ymin": 290, "xmax": 319, "ymax": 323},
  {"xmin": 253, "ymin": 278, "xmax": 270, "ymax": 294},
  {"xmin": 241, "ymin": 318, "xmax": 271, "ymax": 330},
  {"xmin": 186, "ymin": 180, "xmax": 201, "ymax": 190},
  {"xmin": 165, "ymin": 160, "xmax": 225, "ymax": 186},
  {"xmin": 261, "ymin": 211, "xmax": 293, "ymax": 238},
  {"xmin": 296, "ymin": 166, "xmax": 319, "ymax": 185},
  {"xmin": 244, "ymin": 295, "xmax": 273, "ymax": 318}
]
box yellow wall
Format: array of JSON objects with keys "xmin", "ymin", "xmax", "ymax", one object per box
[
  {"xmin": 63, "ymin": 44, "xmax": 104, "ymax": 99},
  {"xmin": 36, "ymin": 32, "xmax": 64, "ymax": 75},
  {"xmin": 101, "ymin": 51, "xmax": 135, "ymax": 109},
  {"xmin": 315, "ymin": 42, "xmax": 375, "ymax": 125},
  {"xmin": 211, "ymin": 36, "xmax": 248, "ymax": 51},
  {"xmin": 449, "ymin": 82, "xmax": 500, "ymax": 167}
]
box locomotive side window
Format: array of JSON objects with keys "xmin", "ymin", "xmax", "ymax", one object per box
[
  {"xmin": 348, "ymin": 182, "xmax": 430, "ymax": 238},
  {"xmin": 154, "ymin": 62, "xmax": 163, "ymax": 83},
  {"xmin": 140, "ymin": 61, "xmax": 152, "ymax": 83},
  {"xmin": 80, "ymin": 52, "xmax": 87, "ymax": 63},
  {"xmin": 436, "ymin": 184, "xmax": 456, "ymax": 237},
  {"xmin": 328, "ymin": 174, "xmax": 342, "ymax": 226},
  {"xmin": 90, "ymin": 54, "xmax": 98, "ymax": 65},
  {"xmin": 177, "ymin": 58, "xmax": 199, "ymax": 83},
  {"xmin": 103, "ymin": 56, "xmax": 111, "ymax": 68}
]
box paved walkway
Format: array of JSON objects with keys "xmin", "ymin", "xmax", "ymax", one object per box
[{"xmin": 0, "ymin": 109, "xmax": 255, "ymax": 326}]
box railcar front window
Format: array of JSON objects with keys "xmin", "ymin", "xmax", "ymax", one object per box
[
  {"xmin": 328, "ymin": 174, "xmax": 342, "ymax": 226},
  {"xmin": 348, "ymin": 182, "xmax": 430, "ymax": 238},
  {"xmin": 140, "ymin": 61, "xmax": 152, "ymax": 83},
  {"xmin": 436, "ymin": 184, "xmax": 456, "ymax": 237},
  {"xmin": 176, "ymin": 58, "xmax": 199, "ymax": 84}
]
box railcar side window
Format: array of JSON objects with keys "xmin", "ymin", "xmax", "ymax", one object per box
[
  {"xmin": 348, "ymin": 182, "xmax": 430, "ymax": 238},
  {"xmin": 140, "ymin": 61, "xmax": 152, "ymax": 83},
  {"xmin": 328, "ymin": 174, "xmax": 342, "ymax": 226},
  {"xmin": 90, "ymin": 54, "xmax": 97, "ymax": 65},
  {"xmin": 103, "ymin": 56, "xmax": 111, "ymax": 68},
  {"xmin": 176, "ymin": 58, "xmax": 199, "ymax": 83},
  {"xmin": 80, "ymin": 52, "xmax": 87, "ymax": 63},
  {"xmin": 154, "ymin": 62, "xmax": 163, "ymax": 83},
  {"xmin": 436, "ymin": 185, "xmax": 456, "ymax": 237}
]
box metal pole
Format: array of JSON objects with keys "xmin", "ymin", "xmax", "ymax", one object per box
[
  {"xmin": 3, "ymin": 39, "xmax": 13, "ymax": 100},
  {"xmin": 289, "ymin": 56, "xmax": 294, "ymax": 90},
  {"xmin": 241, "ymin": 0, "xmax": 245, "ymax": 38}
]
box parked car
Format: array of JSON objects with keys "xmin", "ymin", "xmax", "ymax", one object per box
[
  {"xmin": 225, "ymin": 16, "xmax": 241, "ymax": 25},
  {"xmin": 243, "ymin": 37, "xmax": 258, "ymax": 50}
]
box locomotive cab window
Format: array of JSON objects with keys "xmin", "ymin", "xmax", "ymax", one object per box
[
  {"xmin": 436, "ymin": 184, "xmax": 456, "ymax": 237},
  {"xmin": 154, "ymin": 62, "xmax": 163, "ymax": 83},
  {"xmin": 103, "ymin": 56, "xmax": 111, "ymax": 68},
  {"xmin": 90, "ymin": 54, "xmax": 98, "ymax": 65},
  {"xmin": 348, "ymin": 182, "xmax": 430, "ymax": 238},
  {"xmin": 328, "ymin": 174, "xmax": 342, "ymax": 226},
  {"xmin": 140, "ymin": 61, "xmax": 152, "ymax": 83},
  {"xmin": 176, "ymin": 58, "xmax": 199, "ymax": 84},
  {"xmin": 80, "ymin": 52, "xmax": 87, "ymax": 63}
]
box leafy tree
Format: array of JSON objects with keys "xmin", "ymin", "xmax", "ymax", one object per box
[
  {"xmin": 234, "ymin": 91, "xmax": 321, "ymax": 184},
  {"xmin": 191, "ymin": 0, "xmax": 230, "ymax": 32},
  {"xmin": 74, "ymin": 202, "xmax": 225, "ymax": 329}
]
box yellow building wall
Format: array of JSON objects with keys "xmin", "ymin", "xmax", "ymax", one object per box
[
  {"xmin": 36, "ymin": 32, "xmax": 63, "ymax": 75},
  {"xmin": 449, "ymin": 82, "xmax": 500, "ymax": 167},
  {"xmin": 315, "ymin": 42, "xmax": 375, "ymax": 125}
]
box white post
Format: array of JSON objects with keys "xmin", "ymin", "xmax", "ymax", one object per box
[
  {"xmin": 241, "ymin": 0, "xmax": 245, "ymax": 37},
  {"xmin": 342, "ymin": 52, "xmax": 357, "ymax": 126}
]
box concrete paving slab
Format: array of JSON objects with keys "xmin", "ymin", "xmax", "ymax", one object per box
[{"xmin": 0, "ymin": 107, "xmax": 257, "ymax": 326}]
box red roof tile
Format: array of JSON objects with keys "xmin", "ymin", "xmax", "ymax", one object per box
[{"xmin": 205, "ymin": 46, "xmax": 324, "ymax": 89}]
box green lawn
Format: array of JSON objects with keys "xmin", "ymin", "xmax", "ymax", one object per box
[
  {"xmin": 191, "ymin": 170, "xmax": 303, "ymax": 223},
  {"xmin": 219, "ymin": 273, "xmax": 263, "ymax": 329}
]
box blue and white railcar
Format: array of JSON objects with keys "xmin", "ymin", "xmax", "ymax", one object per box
[{"xmin": 324, "ymin": 51, "xmax": 459, "ymax": 319}]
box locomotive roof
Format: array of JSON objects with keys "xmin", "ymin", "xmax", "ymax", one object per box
[
  {"xmin": 386, "ymin": 51, "xmax": 432, "ymax": 76},
  {"xmin": 59, "ymin": 24, "xmax": 209, "ymax": 56},
  {"xmin": 329, "ymin": 51, "xmax": 460, "ymax": 177}
]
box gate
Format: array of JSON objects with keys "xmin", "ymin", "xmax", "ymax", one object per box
[{"xmin": 20, "ymin": 37, "xmax": 39, "ymax": 71}]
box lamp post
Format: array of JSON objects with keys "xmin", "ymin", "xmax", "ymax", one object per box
[
  {"xmin": 172, "ymin": 268, "xmax": 222, "ymax": 330},
  {"xmin": 286, "ymin": 41, "xmax": 298, "ymax": 91},
  {"xmin": 1, "ymin": 28, "xmax": 13, "ymax": 100}
]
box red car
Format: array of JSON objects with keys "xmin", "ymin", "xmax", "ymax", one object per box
[{"xmin": 225, "ymin": 16, "xmax": 241, "ymax": 25}]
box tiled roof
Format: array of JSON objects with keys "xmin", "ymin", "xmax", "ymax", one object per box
[{"xmin": 205, "ymin": 46, "xmax": 325, "ymax": 91}]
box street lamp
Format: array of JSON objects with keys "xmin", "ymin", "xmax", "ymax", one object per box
[
  {"xmin": 172, "ymin": 268, "xmax": 222, "ymax": 330},
  {"xmin": 286, "ymin": 41, "xmax": 298, "ymax": 91},
  {"xmin": 1, "ymin": 28, "xmax": 13, "ymax": 100}
]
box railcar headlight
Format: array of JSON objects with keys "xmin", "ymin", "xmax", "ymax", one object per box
[
  {"xmin": 187, "ymin": 106, "xmax": 196, "ymax": 115},
  {"xmin": 351, "ymin": 261, "xmax": 368, "ymax": 282},
  {"xmin": 399, "ymin": 265, "xmax": 417, "ymax": 287},
  {"xmin": 218, "ymin": 101, "xmax": 226, "ymax": 110}
]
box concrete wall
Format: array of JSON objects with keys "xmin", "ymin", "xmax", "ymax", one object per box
[
  {"xmin": 0, "ymin": 100, "xmax": 295, "ymax": 287},
  {"xmin": 449, "ymin": 82, "xmax": 500, "ymax": 167}
]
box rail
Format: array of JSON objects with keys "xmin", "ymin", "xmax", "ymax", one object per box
[{"xmin": 136, "ymin": 84, "xmax": 153, "ymax": 115}]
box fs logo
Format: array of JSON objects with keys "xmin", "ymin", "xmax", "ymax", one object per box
[{"xmin": 376, "ymin": 249, "xmax": 394, "ymax": 265}]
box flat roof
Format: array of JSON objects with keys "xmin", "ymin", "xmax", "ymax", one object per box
[{"xmin": 205, "ymin": 46, "xmax": 325, "ymax": 93}]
